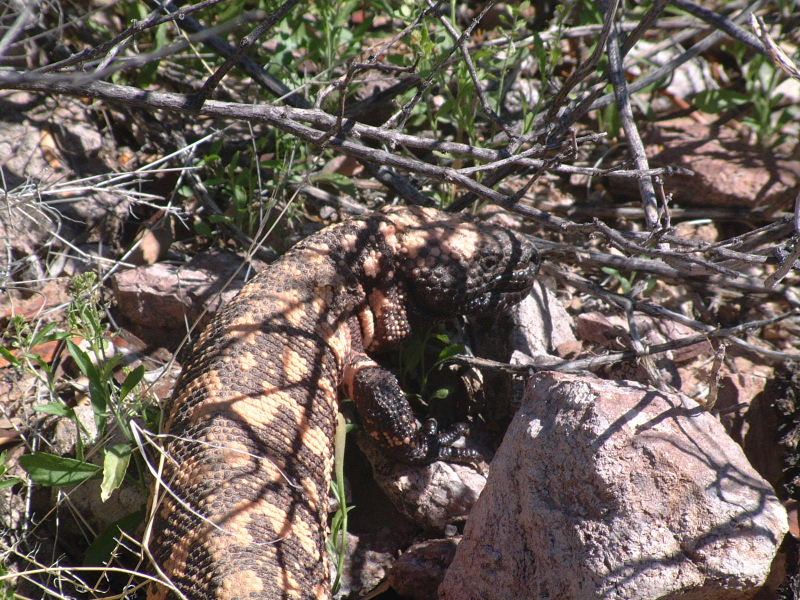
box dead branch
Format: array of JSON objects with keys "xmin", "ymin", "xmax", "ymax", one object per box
[
  {"xmin": 602, "ymin": 0, "xmax": 659, "ymax": 231},
  {"xmin": 451, "ymin": 313, "xmax": 800, "ymax": 376}
]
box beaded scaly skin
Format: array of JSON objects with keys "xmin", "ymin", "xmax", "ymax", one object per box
[{"xmin": 146, "ymin": 206, "xmax": 538, "ymax": 600}]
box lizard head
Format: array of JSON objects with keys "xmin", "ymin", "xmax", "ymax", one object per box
[{"xmin": 389, "ymin": 207, "xmax": 539, "ymax": 317}]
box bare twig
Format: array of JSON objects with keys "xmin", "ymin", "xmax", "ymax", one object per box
[
  {"xmin": 426, "ymin": 0, "xmax": 516, "ymax": 140},
  {"xmin": 548, "ymin": 265, "xmax": 797, "ymax": 359},
  {"xmin": 143, "ymin": 0, "xmax": 311, "ymax": 108},
  {"xmin": 140, "ymin": 1, "xmax": 437, "ymax": 205},
  {"xmin": 0, "ymin": 0, "xmax": 39, "ymax": 60},
  {"xmin": 383, "ymin": 1, "xmax": 485, "ymax": 131},
  {"xmin": 542, "ymin": 0, "xmax": 620, "ymax": 134},
  {"xmin": 451, "ymin": 313, "xmax": 800, "ymax": 376},
  {"xmin": 602, "ymin": 2, "xmax": 659, "ymax": 231},
  {"xmin": 750, "ymin": 15, "xmax": 800, "ymax": 81},
  {"xmin": 764, "ymin": 191, "xmax": 800, "ymax": 289},
  {"xmin": 545, "ymin": 0, "xmax": 672, "ymax": 141},
  {"xmin": 480, "ymin": 17, "xmax": 706, "ymax": 49},
  {"xmin": 569, "ymin": 204, "xmax": 792, "ymax": 225},
  {"xmin": 534, "ymin": 237, "xmax": 793, "ymax": 297},
  {"xmin": 36, "ymin": 0, "xmax": 226, "ymax": 74},
  {"xmin": 672, "ymin": 0, "xmax": 767, "ymax": 54},
  {"xmin": 448, "ymin": 0, "xmax": 628, "ymax": 209},
  {"xmin": 1, "ymin": 66, "xmax": 787, "ymax": 293},
  {"xmin": 624, "ymin": 299, "xmax": 673, "ymax": 393},
  {"xmin": 585, "ymin": 1, "xmax": 766, "ymax": 115},
  {"xmin": 191, "ymin": 0, "xmax": 301, "ymax": 107},
  {"xmin": 527, "ymin": 0, "xmax": 766, "ymax": 142},
  {"xmin": 0, "ymin": 70, "xmax": 686, "ymax": 181},
  {"xmin": 619, "ymin": 0, "xmax": 672, "ymax": 57}
]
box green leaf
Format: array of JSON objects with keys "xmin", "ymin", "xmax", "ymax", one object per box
[
  {"xmin": 194, "ymin": 221, "xmax": 213, "ymax": 237},
  {"xmin": 0, "ymin": 563, "xmax": 14, "ymax": 600},
  {"xmin": 101, "ymin": 352, "xmax": 123, "ymax": 380},
  {"xmin": 434, "ymin": 333, "xmax": 452, "ymax": 344},
  {"xmin": 34, "ymin": 401, "xmax": 76, "ymax": 418},
  {"xmin": 0, "ymin": 450, "xmax": 21, "ymax": 490},
  {"xmin": 19, "ymin": 452, "xmax": 101, "ymax": 487},
  {"xmin": 432, "ymin": 386, "xmax": 452, "ymax": 400},
  {"xmin": 693, "ymin": 89, "xmax": 749, "ymax": 114},
  {"xmin": 601, "ymin": 266, "xmax": 634, "ymax": 294},
  {"xmin": 0, "ymin": 346, "xmax": 20, "ymax": 367},
  {"xmin": 209, "ymin": 213, "xmax": 232, "ymax": 225},
  {"xmin": 120, "ymin": 365, "xmax": 145, "ymax": 401},
  {"xmin": 66, "ymin": 340, "xmax": 110, "ymax": 426},
  {"xmin": 309, "ymin": 173, "xmax": 358, "ymax": 198},
  {"xmin": 32, "ymin": 354, "xmax": 54, "ymax": 375},
  {"xmin": 67, "ymin": 339, "xmax": 99, "ymax": 383},
  {"xmin": 29, "ymin": 322, "xmax": 67, "ymax": 348},
  {"xmin": 83, "ymin": 509, "xmax": 145, "ymax": 566},
  {"xmin": 437, "ymin": 343, "xmax": 465, "ymax": 363},
  {"xmin": 88, "ymin": 381, "xmax": 109, "ymax": 420},
  {"xmin": 100, "ymin": 444, "xmax": 132, "ymax": 502},
  {"xmin": 330, "ymin": 411, "xmax": 351, "ymax": 594},
  {"xmin": 0, "ymin": 477, "xmax": 22, "ymax": 490}
]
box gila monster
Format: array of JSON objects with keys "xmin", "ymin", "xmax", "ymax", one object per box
[{"xmin": 146, "ymin": 205, "xmax": 538, "ymax": 600}]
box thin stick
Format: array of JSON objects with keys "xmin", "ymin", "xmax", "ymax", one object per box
[
  {"xmin": 191, "ymin": 0, "xmax": 302, "ymax": 107},
  {"xmin": 602, "ymin": 1, "xmax": 659, "ymax": 230}
]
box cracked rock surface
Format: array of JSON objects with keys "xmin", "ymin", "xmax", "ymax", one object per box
[{"xmin": 440, "ymin": 371, "xmax": 788, "ymax": 600}]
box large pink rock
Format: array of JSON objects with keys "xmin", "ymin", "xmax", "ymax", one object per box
[{"xmin": 440, "ymin": 372, "xmax": 788, "ymax": 600}]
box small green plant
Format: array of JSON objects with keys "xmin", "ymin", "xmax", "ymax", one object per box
[
  {"xmin": 187, "ymin": 133, "xmax": 310, "ymax": 241},
  {"xmin": 329, "ymin": 412, "xmax": 355, "ymax": 594},
  {"xmin": 0, "ymin": 451, "xmax": 22, "ymax": 491},
  {"xmin": 0, "ymin": 562, "xmax": 15, "ymax": 600},
  {"xmin": 0, "ymin": 316, "xmax": 71, "ymax": 394},
  {"xmin": 399, "ymin": 327, "xmax": 466, "ymax": 405},
  {"xmin": 738, "ymin": 52, "xmax": 799, "ymax": 147},
  {"xmin": 3, "ymin": 272, "xmax": 151, "ymax": 571},
  {"xmin": 693, "ymin": 42, "xmax": 799, "ymax": 147},
  {"xmin": 602, "ymin": 266, "xmax": 636, "ymax": 294},
  {"xmin": 601, "ymin": 266, "xmax": 657, "ymax": 296}
]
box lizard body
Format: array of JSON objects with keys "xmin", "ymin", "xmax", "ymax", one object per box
[{"xmin": 147, "ymin": 206, "xmax": 538, "ymax": 600}]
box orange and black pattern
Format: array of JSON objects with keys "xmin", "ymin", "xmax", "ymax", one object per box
[{"xmin": 146, "ymin": 206, "xmax": 538, "ymax": 600}]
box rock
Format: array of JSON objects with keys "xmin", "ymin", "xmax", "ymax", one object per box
[
  {"xmin": 0, "ymin": 278, "xmax": 70, "ymax": 322},
  {"xmin": 50, "ymin": 415, "xmax": 145, "ymax": 553},
  {"xmin": 127, "ymin": 220, "xmax": 175, "ymax": 266},
  {"xmin": 390, "ymin": 538, "xmax": 459, "ymax": 600},
  {"xmin": 476, "ymin": 280, "xmax": 578, "ymax": 421},
  {"xmin": 439, "ymin": 371, "xmax": 788, "ymax": 600},
  {"xmin": 624, "ymin": 41, "xmax": 718, "ymax": 116},
  {"xmin": 575, "ymin": 311, "xmax": 711, "ymax": 363},
  {"xmin": 510, "ymin": 281, "xmax": 577, "ymax": 359},
  {"xmin": 337, "ymin": 441, "xmax": 419, "ymax": 598},
  {"xmin": 715, "ymin": 356, "xmax": 774, "ymax": 441},
  {"xmin": 111, "ymin": 250, "xmax": 253, "ymax": 332},
  {"xmin": 336, "ymin": 528, "xmax": 401, "ymax": 598},
  {"xmin": 608, "ymin": 118, "xmax": 800, "ymax": 210},
  {"xmin": 751, "ymin": 534, "xmax": 797, "ymax": 600},
  {"xmin": 0, "ymin": 444, "xmax": 28, "ymax": 531},
  {"xmin": 51, "ymin": 404, "xmax": 99, "ymax": 456},
  {"xmin": 741, "ymin": 374, "xmax": 790, "ymax": 492},
  {"xmin": 0, "ymin": 198, "xmax": 59, "ymax": 264},
  {"xmin": 574, "ymin": 311, "xmax": 722, "ymax": 395},
  {"xmin": 575, "ymin": 311, "xmax": 628, "ymax": 349},
  {"xmin": 0, "ymin": 93, "xmax": 134, "ymax": 244},
  {"xmin": 356, "ymin": 431, "xmax": 487, "ymax": 531},
  {"xmin": 0, "ymin": 114, "xmax": 67, "ymax": 190}
]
